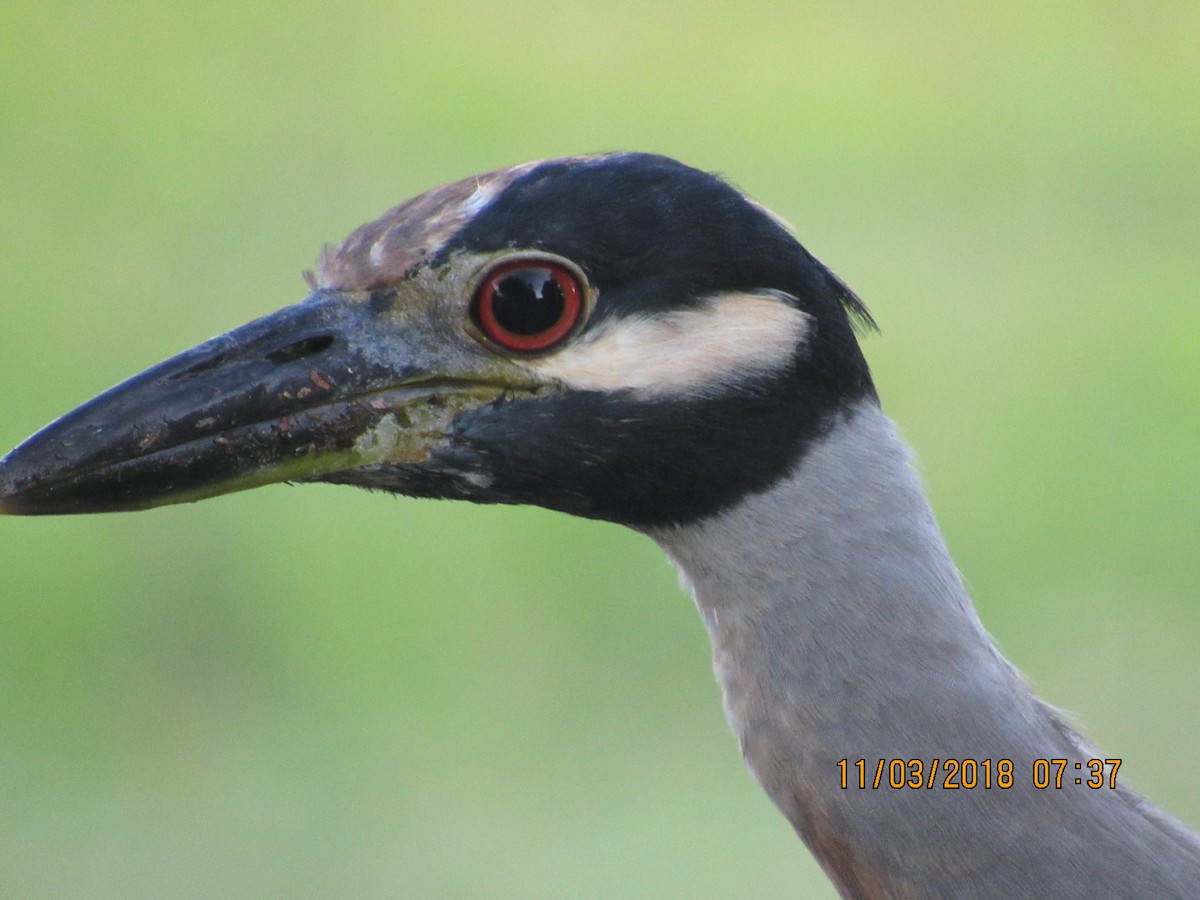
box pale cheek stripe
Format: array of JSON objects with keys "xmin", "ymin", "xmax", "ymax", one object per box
[{"xmin": 523, "ymin": 291, "xmax": 810, "ymax": 397}]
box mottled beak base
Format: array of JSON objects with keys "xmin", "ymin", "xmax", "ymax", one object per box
[{"xmin": 0, "ymin": 284, "xmax": 534, "ymax": 515}]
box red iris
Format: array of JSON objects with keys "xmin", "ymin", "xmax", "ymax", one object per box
[{"xmin": 472, "ymin": 259, "xmax": 584, "ymax": 353}]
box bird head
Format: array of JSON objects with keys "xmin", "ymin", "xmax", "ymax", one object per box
[{"xmin": 0, "ymin": 153, "xmax": 875, "ymax": 528}]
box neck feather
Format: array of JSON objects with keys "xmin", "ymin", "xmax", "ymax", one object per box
[{"xmin": 649, "ymin": 400, "xmax": 1200, "ymax": 899}]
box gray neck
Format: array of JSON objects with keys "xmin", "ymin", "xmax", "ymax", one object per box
[{"xmin": 649, "ymin": 400, "xmax": 1200, "ymax": 899}]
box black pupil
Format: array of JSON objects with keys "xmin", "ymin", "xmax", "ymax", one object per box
[{"xmin": 490, "ymin": 268, "xmax": 566, "ymax": 335}]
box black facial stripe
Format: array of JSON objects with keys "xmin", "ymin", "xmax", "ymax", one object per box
[{"xmin": 428, "ymin": 363, "xmax": 873, "ymax": 530}]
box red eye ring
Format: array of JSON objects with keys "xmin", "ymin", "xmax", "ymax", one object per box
[{"xmin": 471, "ymin": 258, "xmax": 584, "ymax": 353}]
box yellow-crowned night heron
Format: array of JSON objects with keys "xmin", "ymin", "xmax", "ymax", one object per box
[{"xmin": 1, "ymin": 153, "xmax": 1197, "ymax": 898}]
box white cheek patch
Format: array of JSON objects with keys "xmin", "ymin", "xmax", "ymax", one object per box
[{"xmin": 522, "ymin": 290, "xmax": 811, "ymax": 397}]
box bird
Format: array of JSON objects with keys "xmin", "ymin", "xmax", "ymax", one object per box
[{"xmin": 0, "ymin": 152, "xmax": 1197, "ymax": 898}]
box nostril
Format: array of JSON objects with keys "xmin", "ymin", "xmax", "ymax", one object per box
[
  {"xmin": 168, "ymin": 352, "xmax": 232, "ymax": 380},
  {"xmin": 266, "ymin": 335, "xmax": 334, "ymax": 364}
]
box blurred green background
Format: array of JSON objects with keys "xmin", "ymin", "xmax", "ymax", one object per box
[{"xmin": 1, "ymin": 2, "xmax": 1197, "ymax": 897}]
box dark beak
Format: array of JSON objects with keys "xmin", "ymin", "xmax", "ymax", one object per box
[{"xmin": 0, "ymin": 287, "xmax": 525, "ymax": 515}]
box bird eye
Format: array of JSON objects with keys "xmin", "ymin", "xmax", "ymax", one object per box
[{"xmin": 471, "ymin": 259, "xmax": 584, "ymax": 353}]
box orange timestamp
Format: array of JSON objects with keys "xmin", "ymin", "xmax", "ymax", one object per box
[{"xmin": 836, "ymin": 757, "xmax": 1123, "ymax": 790}]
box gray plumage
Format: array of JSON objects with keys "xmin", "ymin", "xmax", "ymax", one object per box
[{"xmin": 655, "ymin": 399, "xmax": 1200, "ymax": 897}]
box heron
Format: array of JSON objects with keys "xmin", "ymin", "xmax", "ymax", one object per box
[{"xmin": 1, "ymin": 153, "xmax": 1196, "ymax": 898}]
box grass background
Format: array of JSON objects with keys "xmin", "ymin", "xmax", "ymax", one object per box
[{"xmin": 1, "ymin": 2, "xmax": 1198, "ymax": 896}]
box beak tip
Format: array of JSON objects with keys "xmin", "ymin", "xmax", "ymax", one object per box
[
  {"xmin": 0, "ymin": 458, "xmax": 21, "ymax": 515},
  {"xmin": 0, "ymin": 443, "xmax": 80, "ymax": 516},
  {"xmin": 0, "ymin": 441, "xmax": 42, "ymax": 514},
  {"xmin": 0, "ymin": 472, "xmax": 37, "ymax": 516},
  {"xmin": 0, "ymin": 487, "xmax": 30, "ymax": 516}
]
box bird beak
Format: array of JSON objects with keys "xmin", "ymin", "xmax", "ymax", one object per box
[{"xmin": 0, "ymin": 280, "xmax": 539, "ymax": 515}]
